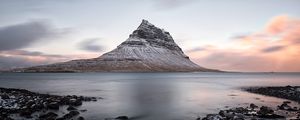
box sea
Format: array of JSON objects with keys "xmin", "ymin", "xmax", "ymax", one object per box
[{"xmin": 0, "ymin": 72, "xmax": 300, "ymax": 120}]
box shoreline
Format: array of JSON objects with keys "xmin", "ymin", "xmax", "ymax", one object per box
[
  {"xmin": 200, "ymin": 86, "xmax": 300, "ymax": 120},
  {"xmin": 244, "ymin": 86, "xmax": 300, "ymax": 103},
  {"xmin": 1, "ymin": 86, "xmax": 300, "ymax": 120},
  {"xmin": 0, "ymin": 87, "xmax": 98, "ymax": 120}
]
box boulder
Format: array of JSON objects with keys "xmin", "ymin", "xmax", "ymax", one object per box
[
  {"xmin": 202, "ymin": 114, "xmax": 223, "ymax": 120},
  {"xmin": 67, "ymin": 106, "xmax": 77, "ymax": 111},
  {"xmin": 250, "ymin": 103, "xmax": 258, "ymax": 109},
  {"xmin": 115, "ymin": 116, "xmax": 129, "ymax": 120},
  {"xmin": 47, "ymin": 102, "xmax": 59, "ymax": 110},
  {"xmin": 77, "ymin": 116, "xmax": 85, "ymax": 120},
  {"xmin": 258, "ymin": 106, "xmax": 274, "ymax": 115},
  {"xmin": 39, "ymin": 112, "xmax": 58, "ymax": 120}
]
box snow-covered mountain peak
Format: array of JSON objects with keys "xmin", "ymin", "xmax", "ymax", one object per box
[
  {"xmin": 125, "ymin": 20, "xmax": 182, "ymax": 52},
  {"xmin": 138, "ymin": 19, "xmax": 154, "ymax": 29},
  {"xmin": 12, "ymin": 20, "xmax": 218, "ymax": 72}
]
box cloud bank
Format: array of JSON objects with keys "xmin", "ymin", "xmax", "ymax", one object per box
[
  {"xmin": 0, "ymin": 20, "xmax": 67, "ymax": 51},
  {"xmin": 187, "ymin": 15, "xmax": 300, "ymax": 72},
  {"xmin": 152, "ymin": 0, "xmax": 196, "ymax": 10},
  {"xmin": 78, "ymin": 38, "xmax": 104, "ymax": 52},
  {"xmin": 0, "ymin": 50, "xmax": 69, "ymax": 70},
  {"xmin": 0, "ymin": 20, "xmax": 87, "ymax": 70},
  {"xmin": 0, "ymin": 50, "xmax": 99, "ymax": 70}
]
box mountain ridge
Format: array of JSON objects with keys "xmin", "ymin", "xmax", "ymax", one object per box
[{"xmin": 11, "ymin": 20, "xmax": 219, "ymax": 72}]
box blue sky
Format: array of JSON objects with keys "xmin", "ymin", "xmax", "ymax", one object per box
[{"xmin": 0, "ymin": 0, "xmax": 300, "ymax": 71}]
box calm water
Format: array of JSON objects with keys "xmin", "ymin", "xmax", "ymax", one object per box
[{"xmin": 0, "ymin": 72, "xmax": 300, "ymax": 120}]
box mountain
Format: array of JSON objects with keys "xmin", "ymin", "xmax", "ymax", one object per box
[{"xmin": 12, "ymin": 20, "xmax": 218, "ymax": 72}]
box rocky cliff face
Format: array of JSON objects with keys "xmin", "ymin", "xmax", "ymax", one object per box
[{"xmin": 13, "ymin": 20, "xmax": 217, "ymax": 72}]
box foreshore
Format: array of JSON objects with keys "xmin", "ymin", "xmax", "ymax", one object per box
[
  {"xmin": 1, "ymin": 86, "xmax": 300, "ymax": 120},
  {"xmin": 0, "ymin": 87, "xmax": 98, "ymax": 120},
  {"xmin": 200, "ymin": 86, "xmax": 300, "ymax": 120},
  {"xmin": 245, "ymin": 86, "xmax": 300, "ymax": 103}
]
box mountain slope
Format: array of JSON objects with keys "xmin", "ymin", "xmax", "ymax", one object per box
[{"xmin": 13, "ymin": 20, "xmax": 218, "ymax": 72}]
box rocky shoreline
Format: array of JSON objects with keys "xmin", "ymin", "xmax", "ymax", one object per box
[
  {"xmin": 2, "ymin": 86, "xmax": 300, "ymax": 120},
  {"xmin": 244, "ymin": 86, "xmax": 300, "ymax": 103},
  {"xmin": 199, "ymin": 101, "xmax": 299, "ymax": 120},
  {"xmin": 198, "ymin": 86, "xmax": 300, "ymax": 120},
  {"xmin": 0, "ymin": 87, "xmax": 98, "ymax": 120}
]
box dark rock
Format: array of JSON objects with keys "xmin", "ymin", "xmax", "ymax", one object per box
[
  {"xmin": 67, "ymin": 106, "xmax": 77, "ymax": 111},
  {"xmin": 286, "ymin": 85, "xmax": 292, "ymax": 88},
  {"xmin": 80, "ymin": 109, "xmax": 87, "ymax": 112},
  {"xmin": 202, "ymin": 114, "xmax": 223, "ymax": 120},
  {"xmin": 0, "ymin": 87, "xmax": 96, "ymax": 120},
  {"xmin": 91, "ymin": 97, "xmax": 98, "ymax": 101},
  {"xmin": 19, "ymin": 109, "xmax": 33, "ymax": 118},
  {"xmin": 250, "ymin": 103, "xmax": 258, "ymax": 109},
  {"xmin": 283, "ymin": 101, "xmax": 291, "ymax": 104},
  {"xmin": 287, "ymin": 107, "xmax": 298, "ymax": 111},
  {"xmin": 258, "ymin": 114, "xmax": 285, "ymax": 119},
  {"xmin": 218, "ymin": 110, "xmax": 225, "ymax": 117},
  {"xmin": 258, "ymin": 106, "xmax": 274, "ymax": 115},
  {"xmin": 62, "ymin": 111, "xmax": 80, "ymax": 119},
  {"xmin": 115, "ymin": 116, "xmax": 129, "ymax": 120},
  {"xmin": 244, "ymin": 86, "xmax": 300, "ymax": 103},
  {"xmin": 60, "ymin": 97, "xmax": 70, "ymax": 104},
  {"xmin": 77, "ymin": 116, "xmax": 85, "ymax": 120},
  {"xmin": 0, "ymin": 116, "xmax": 14, "ymax": 120},
  {"xmin": 34, "ymin": 103, "xmax": 44, "ymax": 110},
  {"xmin": 1, "ymin": 94, "xmax": 10, "ymax": 99},
  {"xmin": 39, "ymin": 112, "xmax": 58, "ymax": 120},
  {"xmin": 47, "ymin": 102, "xmax": 59, "ymax": 110},
  {"xmin": 278, "ymin": 102, "xmax": 298, "ymax": 112},
  {"xmin": 234, "ymin": 107, "xmax": 249, "ymax": 114},
  {"xmin": 69, "ymin": 98, "xmax": 82, "ymax": 106},
  {"xmin": 56, "ymin": 118, "xmax": 64, "ymax": 120}
]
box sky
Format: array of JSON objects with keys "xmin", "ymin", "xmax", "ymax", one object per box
[{"xmin": 0, "ymin": 0, "xmax": 300, "ymax": 72}]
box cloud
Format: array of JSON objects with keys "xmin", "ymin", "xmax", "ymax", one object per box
[
  {"xmin": 187, "ymin": 15, "xmax": 300, "ymax": 72},
  {"xmin": 152, "ymin": 0, "xmax": 196, "ymax": 10},
  {"xmin": 0, "ymin": 56, "xmax": 39, "ymax": 70},
  {"xmin": 0, "ymin": 50, "xmax": 69, "ymax": 70},
  {"xmin": 261, "ymin": 46, "xmax": 285, "ymax": 53},
  {"xmin": 186, "ymin": 47, "xmax": 205, "ymax": 52},
  {"xmin": 78, "ymin": 38, "xmax": 103, "ymax": 52},
  {"xmin": 0, "ymin": 53, "xmax": 66, "ymax": 70},
  {"xmin": 0, "ymin": 49, "xmax": 99, "ymax": 70},
  {"xmin": 265, "ymin": 15, "xmax": 289, "ymax": 34},
  {"xmin": 195, "ymin": 51, "xmax": 274, "ymax": 72},
  {"xmin": 0, "ymin": 20, "xmax": 67, "ymax": 51},
  {"xmin": 0, "ymin": 50, "xmax": 64, "ymax": 58}
]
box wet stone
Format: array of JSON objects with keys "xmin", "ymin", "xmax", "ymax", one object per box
[
  {"xmin": 59, "ymin": 111, "xmax": 80, "ymax": 119},
  {"xmin": 39, "ymin": 112, "xmax": 58, "ymax": 120},
  {"xmin": 67, "ymin": 106, "xmax": 77, "ymax": 111},
  {"xmin": 47, "ymin": 102, "xmax": 59, "ymax": 110},
  {"xmin": 0, "ymin": 87, "xmax": 97, "ymax": 120},
  {"xmin": 258, "ymin": 106, "xmax": 274, "ymax": 115},
  {"xmin": 77, "ymin": 116, "xmax": 85, "ymax": 120},
  {"xmin": 250, "ymin": 103, "xmax": 258, "ymax": 109},
  {"xmin": 115, "ymin": 116, "xmax": 129, "ymax": 120}
]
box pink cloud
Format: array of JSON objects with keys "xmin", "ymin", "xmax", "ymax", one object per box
[
  {"xmin": 0, "ymin": 50, "xmax": 99, "ymax": 70},
  {"xmin": 187, "ymin": 15, "xmax": 300, "ymax": 72}
]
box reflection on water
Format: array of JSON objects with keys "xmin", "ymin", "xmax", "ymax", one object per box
[
  {"xmin": 0, "ymin": 72, "xmax": 300, "ymax": 120},
  {"xmin": 127, "ymin": 74, "xmax": 176, "ymax": 119}
]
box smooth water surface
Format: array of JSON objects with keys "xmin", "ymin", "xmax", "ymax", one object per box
[{"xmin": 0, "ymin": 72, "xmax": 300, "ymax": 120}]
